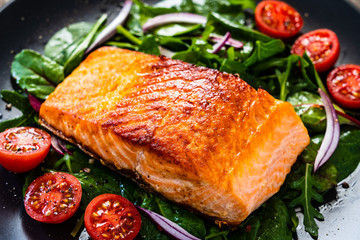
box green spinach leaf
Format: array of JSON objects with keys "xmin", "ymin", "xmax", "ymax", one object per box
[
  {"xmin": 244, "ymin": 39, "xmax": 285, "ymax": 67},
  {"xmin": 228, "ymin": 197, "xmax": 293, "ymax": 240},
  {"xmin": 11, "ymin": 49, "xmax": 64, "ymax": 99},
  {"xmin": 209, "ymin": 12, "xmax": 272, "ymax": 42},
  {"xmin": 44, "ymin": 22, "xmax": 94, "ymax": 65},
  {"xmin": 63, "ymin": 14, "xmax": 107, "ymax": 76},
  {"xmin": 0, "ymin": 90, "xmax": 37, "ymax": 131},
  {"xmin": 138, "ymin": 35, "xmax": 160, "ymax": 55}
]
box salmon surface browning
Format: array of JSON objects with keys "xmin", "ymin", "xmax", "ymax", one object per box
[{"xmin": 39, "ymin": 47, "xmax": 310, "ymax": 225}]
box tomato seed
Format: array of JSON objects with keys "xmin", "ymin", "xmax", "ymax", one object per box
[
  {"xmin": 45, "ymin": 210, "xmax": 51, "ymax": 216},
  {"xmin": 101, "ymin": 233, "xmax": 110, "ymax": 238}
]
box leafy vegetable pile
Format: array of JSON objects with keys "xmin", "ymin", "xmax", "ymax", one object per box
[{"xmin": 1, "ymin": 0, "xmax": 360, "ymax": 239}]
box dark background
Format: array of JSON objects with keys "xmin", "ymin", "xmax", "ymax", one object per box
[{"xmin": 0, "ymin": 0, "xmax": 360, "ymax": 239}]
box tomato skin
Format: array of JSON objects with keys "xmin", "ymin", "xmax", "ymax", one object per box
[
  {"xmin": 255, "ymin": 0, "xmax": 303, "ymax": 39},
  {"xmin": 84, "ymin": 194, "xmax": 141, "ymax": 240},
  {"xmin": 24, "ymin": 172, "xmax": 82, "ymax": 224},
  {"xmin": 0, "ymin": 127, "xmax": 51, "ymax": 173},
  {"xmin": 291, "ymin": 29, "xmax": 340, "ymax": 73},
  {"xmin": 327, "ymin": 64, "xmax": 360, "ymax": 109}
]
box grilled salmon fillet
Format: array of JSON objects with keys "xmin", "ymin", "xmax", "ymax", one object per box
[{"xmin": 39, "ymin": 47, "xmax": 310, "ymax": 225}]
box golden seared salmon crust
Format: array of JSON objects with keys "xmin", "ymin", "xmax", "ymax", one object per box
[{"xmin": 39, "ymin": 47, "xmax": 310, "ymax": 225}]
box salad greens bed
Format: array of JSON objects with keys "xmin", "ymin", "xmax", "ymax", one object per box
[{"xmin": 1, "ymin": 0, "xmax": 360, "ymax": 239}]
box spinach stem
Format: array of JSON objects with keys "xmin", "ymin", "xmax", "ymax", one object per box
[
  {"xmin": 71, "ymin": 213, "xmax": 84, "ymax": 238},
  {"xmin": 116, "ymin": 25, "xmax": 142, "ymax": 45}
]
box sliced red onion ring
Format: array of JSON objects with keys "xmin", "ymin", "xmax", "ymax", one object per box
[
  {"xmin": 209, "ymin": 35, "xmax": 243, "ymax": 49},
  {"xmin": 27, "ymin": 93, "xmax": 43, "ymax": 112},
  {"xmin": 209, "ymin": 32, "xmax": 231, "ymax": 54},
  {"xmin": 58, "ymin": 138, "xmax": 72, "ymax": 155},
  {"xmin": 85, "ymin": 0, "xmax": 132, "ymax": 55},
  {"xmin": 136, "ymin": 206, "xmax": 201, "ymax": 240},
  {"xmin": 51, "ymin": 135, "xmax": 65, "ymax": 155},
  {"xmin": 142, "ymin": 13, "xmax": 207, "ymax": 32},
  {"xmin": 314, "ymin": 88, "xmax": 340, "ymax": 172}
]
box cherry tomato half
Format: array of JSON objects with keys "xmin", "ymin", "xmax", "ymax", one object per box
[
  {"xmin": 291, "ymin": 29, "xmax": 340, "ymax": 73},
  {"xmin": 0, "ymin": 127, "xmax": 51, "ymax": 173},
  {"xmin": 24, "ymin": 172, "xmax": 82, "ymax": 224},
  {"xmin": 84, "ymin": 194, "xmax": 141, "ymax": 240},
  {"xmin": 255, "ymin": 0, "xmax": 303, "ymax": 39},
  {"xmin": 326, "ymin": 64, "xmax": 360, "ymax": 109}
]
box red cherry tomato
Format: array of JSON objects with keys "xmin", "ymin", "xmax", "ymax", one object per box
[
  {"xmin": 255, "ymin": 0, "xmax": 303, "ymax": 39},
  {"xmin": 24, "ymin": 172, "xmax": 82, "ymax": 223},
  {"xmin": 84, "ymin": 194, "xmax": 141, "ymax": 240},
  {"xmin": 326, "ymin": 64, "xmax": 360, "ymax": 109},
  {"xmin": 0, "ymin": 127, "xmax": 51, "ymax": 173},
  {"xmin": 291, "ymin": 29, "xmax": 340, "ymax": 73}
]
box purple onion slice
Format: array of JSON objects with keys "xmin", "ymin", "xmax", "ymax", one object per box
[
  {"xmin": 58, "ymin": 138, "xmax": 72, "ymax": 155},
  {"xmin": 85, "ymin": 0, "xmax": 132, "ymax": 55},
  {"xmin": 51, "ymin": 135, "xmax": 65, "ymax": 155},
  {"xmin": 136, "ymin": 206, "xmax": 201, "ymax": 240},
  {"xmin": 209, "ymin": 35, "xmax": 243, "ymax": 49},
  {"xmin": 142, "ymin": 13, "xmax": 207, "ymax": 32},
  {"xmin": 314, "ymin": 88, "xmax": 340, "ymax": 172},
  {"xmin": 27, "ymin": 93, "xmax": 43, "ymax": 112},
  {"xmin": 209, "ymin": 32, "xmax": 231, "ymax": 54}
]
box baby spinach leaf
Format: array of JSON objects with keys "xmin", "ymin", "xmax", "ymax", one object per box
[
  {"xmin": 288, "ymin": 91, "xmax": 353, "ymax": 132},
  {"xmin": 138, "ymin": 215, "xmax": 171, "ymax": 240},
  {"xmin": 287, "ymin": 92, "xmax": 326, "ymax": 132},
  {"xmin": 154, "ymin": 23, "xmax": 203, "ymax": 37},
  {"xmin": 156, "ymin": 197, "xmax": 207, "ymax": 238},
  {"xmin": 289, "ymin": 164, "xmax": 324, "ymax": 237},
  {"xmin": 313, "ymin": 163, "xmax": 338, "ymax": 193},
  {"xmin": 11, "ymin": 49, "xmax": 64, "ymax": 99},
  {"xmin": 209, "ymin": 12, "xmax": 272, "ymax": 42},
  {"xmin": 302, "ymin": 129, "xmax": 360, "ymax": 182},
  {"xmin": 244, "ymin": 39, "xmax": 285, "ymax": 67},
  {"xmin": 228, "ymin": 197, "xmax": 293, "ymax": 240},
  {"xmin": 138, "ymin": 35, "xmax": 160, "ymax": 55},
  {"xmin": 329, "ymin": 129, "xmax": 360, "ymax": 181},
  {"xmin": 0, "ymin": 90, "xmax": 37, "ymax": 131},
  {"xmin": 44, "ymin": 22, "xmax": 94, "ymax": 65},
  {"xmin": 63, "ymin": 14, "xmax": 107, "ymax": 76},
  {"xmin": 73, "ymin": 171, "xmax": 122, "ymax": 210},
  {"xmin": 133, "ymin": 188, "xmax": 206, "ymax": 238},
  {"xmin": 158, "ymin": 36, "xmax": 188, "ymax": 51}
]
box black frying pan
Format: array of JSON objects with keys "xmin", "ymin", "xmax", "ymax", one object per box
[{"xmin": 0, "ymin": 0, "xmax": 360, "ymax": 239}]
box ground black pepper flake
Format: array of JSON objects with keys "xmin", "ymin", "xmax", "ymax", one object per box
[{"xmin": 341, "ymin": 182, "xmax": 350, "ymax": 189}]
